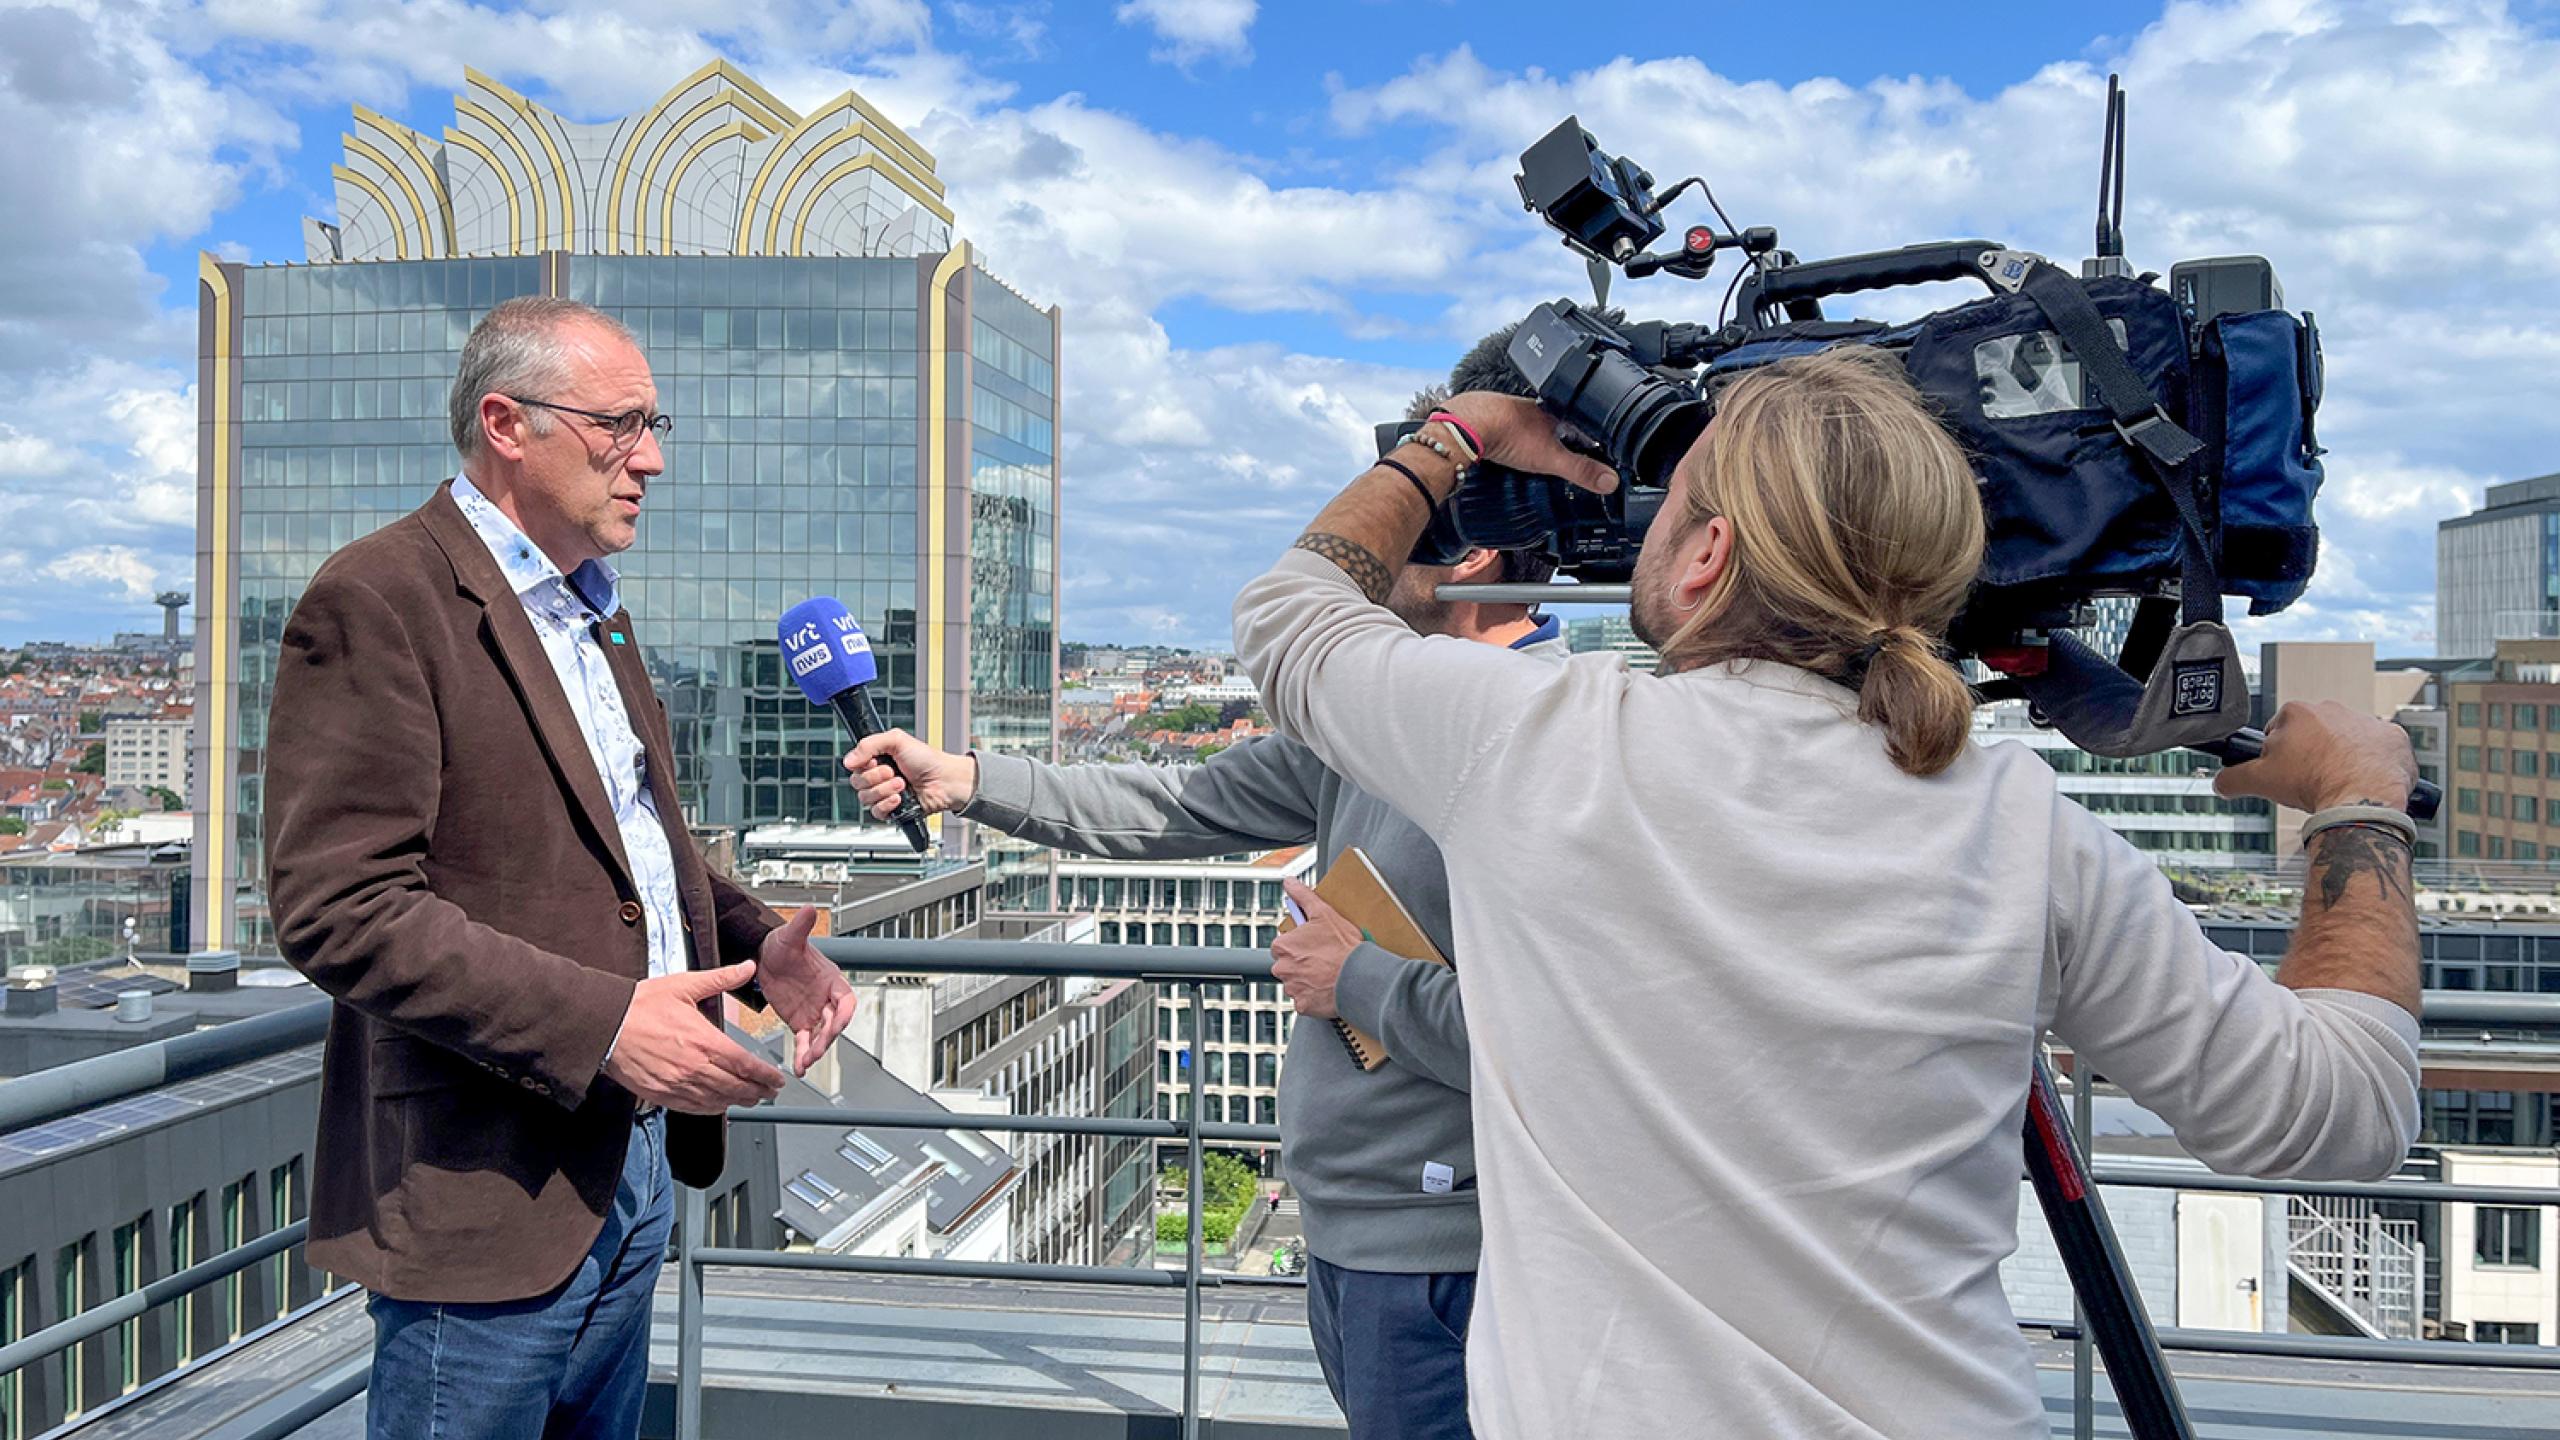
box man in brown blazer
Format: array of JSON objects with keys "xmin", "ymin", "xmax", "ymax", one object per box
[{"xmin": 266, "ymin": 295, "xmax": 856, "ymax": 1440}]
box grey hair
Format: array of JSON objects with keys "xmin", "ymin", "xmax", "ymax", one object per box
[{"xmin": 448, "ymin": 296, "xmax": 638, "ymax": 459}]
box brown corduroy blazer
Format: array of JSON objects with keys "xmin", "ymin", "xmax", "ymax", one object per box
[{"xmin": 265, "ymin": 482, "xmax": 777, "ymax": 1303}]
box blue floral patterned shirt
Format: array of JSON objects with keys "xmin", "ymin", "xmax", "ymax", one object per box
[{"xmin": 451, "ymin": 475, "xmax": 684, "ymax": 983}]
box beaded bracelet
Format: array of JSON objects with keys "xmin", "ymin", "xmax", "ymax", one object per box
[{"xmin": 1403, "ymin": 428, "xmax": 1474, "ymax": 483}]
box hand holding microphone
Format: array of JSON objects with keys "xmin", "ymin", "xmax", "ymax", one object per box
[
  {"xmin": 846, "ymin": 729, "xmax": 975, "ymax": 817},
  {"xmin": 779, "ymin": 597, "xmax": 930, "ymax": 853}
]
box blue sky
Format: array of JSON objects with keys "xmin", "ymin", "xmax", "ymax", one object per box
[{"xmin": 7, "ymin": 0, "xmax": 2560, "ymax": 650}]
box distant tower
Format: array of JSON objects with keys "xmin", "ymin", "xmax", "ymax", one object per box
[{"xmin": 156, "ymin": 591, "xmax": 190, "ymax": 644}]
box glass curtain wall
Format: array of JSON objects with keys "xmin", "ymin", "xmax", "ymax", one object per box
[
  {"xmin": 966, "ymin": 276, "xmax": 1058, "ymax": 909},
  {"xmin": 230, "ymin": 258, "xmax": 530, "ymax": 948},
  {"xmin": 572, "ymin": 255, "xmax": 922, "ymax": 828}
]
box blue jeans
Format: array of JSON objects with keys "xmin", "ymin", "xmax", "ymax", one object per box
[
  {"xmin": 1305, "ymin": 1256, "xmax": 1477, "ymax": 1440},
  {"xmin": 365, "ymin": 1111, "xmax": 672, "ymax": 1440}
]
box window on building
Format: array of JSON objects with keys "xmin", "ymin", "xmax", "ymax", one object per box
[
  {"xmin": 2476, "ymin": 1321, "xmax": 2541, "ymax": 1345},
  {"xmin": 2521, "ymin": 796, "xmax": 2541, "ymax": 824},
  {"xmin": 113, "ymin": 1217, "xmax": 144, "ymax": 1391},
  {"xmin": 2519, "ymin": 750, "xmax": 2541, "ymax": 777},
  {"xmin": 2522, "ymin": 841, "xmax": 2542, "ymax": 862},
  {"xmin": 219, "ymin": 1177, "xmax": 248, "ymax": 1339},
  {"xmin": 2476, "ymin": 1207, "xmax": 2540, "ymax": 1268},
  {"xmin": 2490, "ymin": 749, "xmax": 2508, "ymax": 774},
  {"xmin": 2490, "ymin": 792, "xmax": 2507, "ymax": 819},
  {"xmin": 167, "ymin": 1197, "xmax": 200, "ymax": 1363},
  {"xmin": 2460, "ymin": 702, "xmax": 2482, "ymax": 726},
  {"xmin": 1, "ymin": 1258, "xmax": 29, "ymax": 1437},
  {"xmin": 2490, "ymin": 835, "xmax": 2509, "ymax": 859},
  {"xmin": 55, "ymin": 1240, "xmax": 86, "ymax": 1417},
  {"xmin": 2491, "ymin": 703, "xmax": 2509, "ymax": 728},
  {"xmin": 2460, "ymin": 831, "xmax": 2483, "ymax": 857},
  {"xmin": 1257, "ymin": 1097, "xmax": 1277, "ymax": 1125},
  {"xmin": 268, "ymin": 1161, "xmax": 300, "ymax": 1301},
  {"xmin": 1257, "ymin": 1053, "xmax": 1279, "ymax": 1087},
  {"xmin": 2460, "ymin": 787, "xmax": 2482, "ymax": 814},
  {"xmin": 1202, "ymin": 1094, "xmax": 1224, "ymax": 1123},
  {"xmin": 2460, "ymin": 746, "xmax": 2482, "ymax": 770},
  {"xmin": 2522, "ymin": 706, "xmax": 2544, "ymax": 732},
  {"xmin": 1204, "ymin": 1051, "xmax": 1224, "ymax": 1084}
]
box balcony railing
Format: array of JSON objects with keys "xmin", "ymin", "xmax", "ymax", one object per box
[{"xmin": 4, "ymin": 942, "xmax": 2559, "ymax": 1440}]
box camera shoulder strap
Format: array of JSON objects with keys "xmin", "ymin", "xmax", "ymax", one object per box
[{"xmin": 2018, "ymin": 263, "xmax": 2221, "ymax": 626}]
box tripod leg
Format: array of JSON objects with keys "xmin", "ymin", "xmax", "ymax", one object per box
[{"xmin": 2023, "ymin": 1053, "xmax": 2197, "ymax": 1440}]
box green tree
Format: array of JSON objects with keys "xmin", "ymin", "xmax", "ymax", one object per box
[
  {"xmin": 1152, "ymin": 702, "xmax": 1221, "ymax": 734},
  {"xmin": 145, "ymin": 786, "xmax": 182, "ymax": 812},
  {"xmin": 0, "ymin": 817, "xmax": 24, "ymax": 836},
  {"xmin": 77, "ymin": 711, "xmax": 103, "ymax": 734},
  {"xmin": 72, "ymin": 741, "xmax": 105, "ymax": 775}
]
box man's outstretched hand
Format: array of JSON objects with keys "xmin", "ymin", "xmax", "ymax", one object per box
[
  {"xmin": 602, "ymin": 962, "xmax": 788, "ymax": 1113},
  {"xmin": 756, "ymin": 905, "xmax": 859, "ymax": 1076}
]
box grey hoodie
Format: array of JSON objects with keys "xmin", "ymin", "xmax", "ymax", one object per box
[{"xmin": 961, "ymin": 630, "xmax": 1565, "ymax": 1273}]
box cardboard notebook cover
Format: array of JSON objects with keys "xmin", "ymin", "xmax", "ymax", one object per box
[{"xmin": 1282, "ymin": 847, "xmax": 1450, "ymax": 1072}]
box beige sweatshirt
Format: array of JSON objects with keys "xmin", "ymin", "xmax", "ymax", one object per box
[{"xmin": 1235, "ymin": 548, "xmax": 2421, "ymax": 1440}]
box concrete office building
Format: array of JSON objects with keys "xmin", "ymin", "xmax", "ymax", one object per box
[
  {"xmin": 195, "ymin": 60, "xmax": 1062, "ymax": 952},
  {"xmin": 2443, "ymin": 640, "xmax": 2560, "ymax": 870},
  {"xmin": 101, "ymin": 719, "xmax": 191, "ymax": 805},
  {"xmin": 1564, "ymin": 613, "xmax": 1658, "ymax": 672},
  {"xmin": 1975, "ymin": 705, "xmax": 2275, "ymax": 868},
  {"xmin": 2439, "ymin": 473, "xmax": 2560, "ymax": 659},
  {"xmin": 1055, "ymin": 847, "xmax": 1317, "ymax": 1163}
]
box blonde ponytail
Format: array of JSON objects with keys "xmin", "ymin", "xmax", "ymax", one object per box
[{"xmin": 1853, "ymin": 626, "xmax": 1975, "ymax": 777}]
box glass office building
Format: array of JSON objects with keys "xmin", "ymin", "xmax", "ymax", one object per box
[{"xmin": 194, "ymin": 64, "xmax": 1060, "ymax": 949}]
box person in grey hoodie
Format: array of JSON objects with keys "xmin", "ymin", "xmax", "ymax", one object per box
[{"xmin": 845, "ymin": 539, "xmax": 1563, "ymax": 1440}]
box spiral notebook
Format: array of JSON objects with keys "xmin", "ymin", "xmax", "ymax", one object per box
[{"xmin": 1280, "ymin": 847, "xmax": 1450, "ymax": 1072}]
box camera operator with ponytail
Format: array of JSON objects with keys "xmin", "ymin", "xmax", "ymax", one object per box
[{"xmin": 1234, "ymin": 346, "xmax": 2423, "ymax": 1439}]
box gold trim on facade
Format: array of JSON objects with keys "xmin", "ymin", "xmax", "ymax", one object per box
[
  {"xmin": 925, "ymin": 241, "xmax": 971, "ymax": 774},
  {"xmin": 198, "ymin": 253, "xmax": 234, "ymax": 949},
  {"xmin": 330, "ymin": 163, "xmax": 411, "ymax": 260},
  {"xmin": 314, "ymin": 62, "xmax": 950, "ymax": 261},
  {"xmin": 441, "ymin": 124, "xmax": 523, "ymax": 252}
]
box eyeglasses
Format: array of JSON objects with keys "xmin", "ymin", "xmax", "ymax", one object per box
[{"xmin": 506, "ymin": 395, "xmax": 674, "ymax": 449}]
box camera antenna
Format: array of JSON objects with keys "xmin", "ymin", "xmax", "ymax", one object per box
[{"xmin": 2086, "ymin": 75, "xmax": 2132, "ymax": 279}]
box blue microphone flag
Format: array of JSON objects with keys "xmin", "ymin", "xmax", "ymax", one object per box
[{"xmin": 777, "ymin": 596, "xmax": 877, "ymax": 699}]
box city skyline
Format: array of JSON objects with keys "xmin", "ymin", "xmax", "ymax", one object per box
[{"xmin": 9, "ymin": 3, "xmax": 2560, "ymax": 655}]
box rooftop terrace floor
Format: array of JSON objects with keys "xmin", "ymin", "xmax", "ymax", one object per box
[{"xmin": 66, "ymin": 1271, "xmax": 2560, "ymax": 1440}]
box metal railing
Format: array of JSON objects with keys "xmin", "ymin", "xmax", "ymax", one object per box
[
  {"xmin": 5, "ymin": 947, "xmax": 2560, "ymax": 1440},
  {"xmin": 2286, "ymin": 1194, "xmax": 2423, "ymax": 1339}
]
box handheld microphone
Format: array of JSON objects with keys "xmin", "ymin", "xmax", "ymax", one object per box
[{"xmin": 779, "ymin": 597, "xmax": 931, "ymax": 853}]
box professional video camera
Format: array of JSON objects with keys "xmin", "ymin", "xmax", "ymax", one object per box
[{"xmin": 1404, "ymin": 78, "xmax": 2380, "ymax": 778}]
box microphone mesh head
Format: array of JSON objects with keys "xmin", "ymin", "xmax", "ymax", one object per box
[{"xmin": 778, "ymin": 596, "xmax": 878, "ymax": 699}]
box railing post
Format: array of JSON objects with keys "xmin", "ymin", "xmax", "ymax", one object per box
[
  {"xmin": 676, "ymin": 1184, "xmax": 707, "ymax": 1440},
  {"xmin": 1183, "ymin": 980, "xmax": 1205, "ymax": 1440},
  {"xmin": 2072, "ymin": 1067, "xmax": 2095, "ymax": 1440}
]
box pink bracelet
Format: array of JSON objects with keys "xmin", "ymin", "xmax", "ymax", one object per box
[{"xmin": 1428, "ymin": 410, "xmax": 1485, "ymax": 459}]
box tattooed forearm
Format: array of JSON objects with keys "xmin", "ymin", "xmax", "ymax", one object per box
[
  {"xmin": 1293, "ymin": 532, "xmax": 1396, "ymax": 604},
  {"xmin": 2310, "ymin": 825, "xmax": 2413, "ymax": 911}
]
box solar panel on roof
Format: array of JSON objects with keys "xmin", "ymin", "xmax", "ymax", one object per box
[
  {"xmin": 112, "ymin": 1093, "xmax": 199, "ymax": 1123},
  {"xmin": 55, "ymin": 973, "xmax": 179, "ymax": 1009}
]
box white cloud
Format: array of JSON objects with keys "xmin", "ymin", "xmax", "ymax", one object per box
[
  {"xmin": 0, "ymin": 425, "xmax": 76, "ymax": 478},
  {"xmin": 42, "ymin": 545, "xmax": 163, "ymax": 602},
  {"xmin": 1114, "ymin": 0, "xmax": 1254, "ymax": 66}
]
